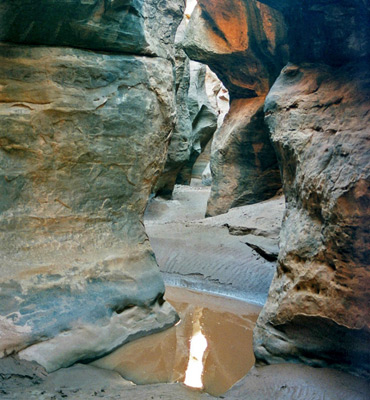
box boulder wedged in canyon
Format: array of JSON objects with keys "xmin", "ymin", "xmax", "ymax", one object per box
[
  {"xmin": 0, "ymin": 0, "xmax": 184, "ymax": 372},
  {"xmin": 0, "ymin": 0, "xmax": 184, "ymax": 58},
  {"xmin": 254, "ymin": 62, "xmax": 370, "ymax": 376},
  {"xmin": 183, "ymin": 0, "xmax": 286, "ymax": 216}
]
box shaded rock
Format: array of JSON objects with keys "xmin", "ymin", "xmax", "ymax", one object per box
[
  {"xmin": 0, "ymin": 43, "xmax": 178, "ymax": 371},
  {"xmin": 254, "ymin": 62, "xmax": 370, "ymax": 377},
  {"xmin": 174, "ymin": 62, "xmax": 219, "ymax": 187},
  {"xmin": 0, "ymin": 356, "xmax": 47, "ymax": 392},
  {"xmin": 0, "ymin": 0, "xmax": 185, "ymax": 58},
  {"xmin": 154, "ymin": 51, "xmax": 219, "ymax": 198},
  {"xmin": 206, "ymin": 97, "xmax": 281, "ymax": 216},
  {"xmin": 201, "ymin": 162, "xmax": 212, "ymax": 186},
  {"xmin": 255, "ymin": 0, "xmax": 370, "ymax": 66}
]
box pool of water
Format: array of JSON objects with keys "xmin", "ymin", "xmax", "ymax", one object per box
[{"xmin": 92, "ymin": 287, "xmax": 261, "ymax": 396}]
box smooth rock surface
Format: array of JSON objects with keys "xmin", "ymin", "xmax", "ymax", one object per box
[
  {"xmin": 254, "ymin": 62, "xmax": 370, "ymax": 377},
  {"xmin": 0, "ymin": 43, "xmax": 178, "ymax": 370},
  {"xmin": 183, "ymin": 0, "xmax": 288, "ymax": 99}
]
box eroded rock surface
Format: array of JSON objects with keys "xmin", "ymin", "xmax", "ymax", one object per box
[
  {"xmin": 183, "ymin": 0, "xmax": 286, "ymax": 216},
  {"xmin": 254, "ymin": 61, "xmax": 370, "ymax": 377},
  {"xmin": 0, "ymin": 0, "xmax": 184, "ymax": 371}
]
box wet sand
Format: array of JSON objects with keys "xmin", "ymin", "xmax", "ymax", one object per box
[{"xmin": 92, "ymin": 286, "xmax": 261, "ymax": 396}]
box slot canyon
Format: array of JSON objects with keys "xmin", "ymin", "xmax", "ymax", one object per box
[{"xmin": 0, "ymin": 0, "xmax": 369, "ymax": 399}]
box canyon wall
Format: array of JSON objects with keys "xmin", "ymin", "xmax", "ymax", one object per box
[
  {"xmin": 0, "ymin": 0, "xmax": 184, "ymax": 372},
  {"xmin": 185, "ymin": 0, "xmax": 370, "ymax": 377},
  {"xmin": 253, "ymin": 0, "xmax": 370, "ymax": 377},
  {"xmin": 183, "ymin": 0, "xmax": 287, "ymax": 216},
  {"xmin": 154, "ymin": 17, "xmax": 222, "ymax": 198}
]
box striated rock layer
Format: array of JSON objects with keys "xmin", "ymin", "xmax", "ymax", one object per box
[
  {"xmin": 183, "ymin": 0, "xmax": 287, "ymax": 216},
  {"xmin": 0, "ymin": 0, "xmax": 183, "ymax": 59},
  {"xmin": 0, "ymin": 0, "xmax": 185, "ymax": 371}
]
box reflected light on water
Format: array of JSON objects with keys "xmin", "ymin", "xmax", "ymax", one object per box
[{"xmin": 184, "ymin": 309, "xmax": 208, "ymax": 390}]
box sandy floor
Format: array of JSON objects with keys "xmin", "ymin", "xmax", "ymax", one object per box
[{"xmin": 145, "ymin": 185, "xmax": 284, "ymax": 305}]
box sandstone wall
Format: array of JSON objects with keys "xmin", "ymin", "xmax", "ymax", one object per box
[
  {"xmin": 183, "ymin": 0, "xmax": 287, "ymax": 216},
  {"xmin": 252, "ymin": 0, "xmax": 370, "ymax": 377},
  {"xmin": 154, "ymin": 18, "xmax": 220, "ymax": 198},
  {"xmin": 254, "ymin": 60, "xmax": 370, "ymax": 377},
  {"xmin": 184, "ymin": 0, "xmax": 370, "ymax": 377},
  {"xmin": 0, "ymin": 0, "xmax": 184, "ymax": 371}
]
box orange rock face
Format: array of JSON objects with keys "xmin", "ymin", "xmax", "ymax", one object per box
[
  {"xmin": 184, "ymin": 0, "xmax": 288, "ymax": 98},
  {"xmin": 197, "ymin": 0, "xmax": 249, "ymax": 52}
]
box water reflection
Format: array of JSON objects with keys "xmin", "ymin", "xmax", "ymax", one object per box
[
  {"xmin": 92, "ymin": 287, "xmax": 261, "ymax": 396},
  {"xmin": 184, "ymin": 308, "xmax": 207, "ymax": 389}
]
